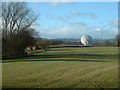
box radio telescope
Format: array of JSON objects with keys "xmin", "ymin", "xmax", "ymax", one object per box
[{"xmin": 81, "ymin": 35, "xmax": 92, "ymax": 46}]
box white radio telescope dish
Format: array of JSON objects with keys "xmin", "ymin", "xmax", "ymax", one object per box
[{"xmin": 81, "ymin": 35, "xmax": 92, "ymax": 46}]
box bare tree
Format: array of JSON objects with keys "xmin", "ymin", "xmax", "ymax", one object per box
[
  {"xmin": 1, "ymin": 2, "xmax": 39, "ymax": 59},
  {"xmin": 1, "ymin": 2, "xmax": 38, "ymax": 36}
]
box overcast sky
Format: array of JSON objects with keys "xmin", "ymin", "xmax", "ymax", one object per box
[{"xmin": 28, "ymin": 2, "xmax": 118, "ymax": 39}]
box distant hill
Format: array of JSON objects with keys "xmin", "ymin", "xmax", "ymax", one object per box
[
  {"xmin": 48, "ymin": 38, "xmax": 116, "ymax": 43},
  {"xmin": 51, "ymin": 38, "xmax": 80, "ymax": 42},
  {"xmin": 93, "ymin": 39, "xmax": 116, "ymax": 43}
]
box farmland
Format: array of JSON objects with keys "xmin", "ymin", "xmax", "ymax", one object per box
[{"xmin": 2, "ymin": 47, "xmax": 118, "ymax": 88}]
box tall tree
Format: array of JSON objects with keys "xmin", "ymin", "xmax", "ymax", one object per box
[
  {"xmin": 1, "ymin": 2, "xmax": 38, "ymax": 58},
  {"xmin": 1, "ymin": 2, "xmax": 38, "ymax": 36}
]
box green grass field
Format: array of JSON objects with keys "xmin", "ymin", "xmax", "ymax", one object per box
[{"xmin": 2, "ymin": 47, "xmax": 118, "ymax": 88}]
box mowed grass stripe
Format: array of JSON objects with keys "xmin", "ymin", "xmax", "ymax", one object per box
[
  {"xmin": 2, "ymin": 47, "xmax": 118, "ymax": 88},
  {"xmin": 3, "ymin": 61, "xmax": 117, "ymax": 88},
  {"xmin": 44, "ymin": 64, "xmax": 117, "ymax": 88}
]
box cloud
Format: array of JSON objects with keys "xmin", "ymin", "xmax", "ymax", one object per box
[
  {"xmin": 46, "ymin": 14, "xmax": 72, "ymax": 22},
  {"xmin": 45, "ymin": 11, "xmax": 97, "ymax": 23},
  {"xmin": 39, "ymin": 25, "xmax": 87, "ymax": 39},
  {"xmin": 90, "ymin": 27, "xmax": 103, "ymax": 31},
  {"xmin": 56, "ymin": 16, "xmax": 72, "ymax": 22},
  {"xmin": 39, "ymin": 17, "xmax": 117, "ymax": 39},
  {"xmin": 95, "ymin": 28, "xmax": 102, "ymax": 31},
  {"xmin": 70, "ymin": 11, "xmax": 97, "ymax": 19},
  {"xmin": 70, "ymin": 11, "xmax": 84, "ymax": 16},
  {"xmin": 112, "ymin": 18, "xmax": 120, "ymax": 26},
  {"xmin": 39, "ymin": 24, "xmax": 117, "ymax": 39},
  {"xmin": 69, "ymin": 22, "xmax": 87, "ymax": 26},
  {"xmin": 49, "ymin": 2, "xmax": 72, "ymax": 6},
  {"xmin": 49, "ymin": 0, "xmax": 74, "ymax": 6}
]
